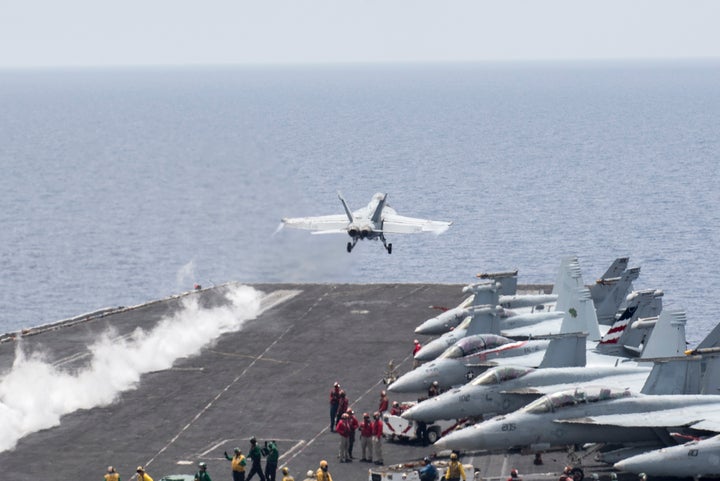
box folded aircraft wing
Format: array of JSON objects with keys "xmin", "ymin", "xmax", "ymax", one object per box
[
  {"xmin": 502, "ymin": 373, "xmax": 650, "ymax": 397},
  {"xmin": 557, "ymin": 405, "xmax": 720, "ymax": 431},
  {"xmin": 281, "ymin": 215, "xmax": 349, "ymax": 232},
  {"xmin": 502, "ymin": 319, "xmax": 565, "ymax": 339},
  {"xmin": 382, "ymin": 214, "xmax": 452, "ymax": 234}
]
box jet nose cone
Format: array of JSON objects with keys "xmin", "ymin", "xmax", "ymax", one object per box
[
  {"xmin": 402, "ymin": 398, "xmax": 443, "ymax": 423},
  {"xmin": 415, "ymin": 317, "xmax": 446, "ymax": 335},
  {"xmin": 388, "ymin": 369, "xmax": 430, "ymax": 394},
  {"xmin": 614, "ymin": 457, "xmax": 646, "ymax": 475},
  {"xmin": 414, "ymin": 343, "xmax": 445, "ymax": 362},
  {"xmin": 433, "ymin": 425, "xmax": 478, "ymax": 451}
]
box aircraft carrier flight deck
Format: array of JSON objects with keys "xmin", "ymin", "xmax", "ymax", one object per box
[{"xmin": 0, "ymin": 283, "xmax": 644, "ymax": 481}]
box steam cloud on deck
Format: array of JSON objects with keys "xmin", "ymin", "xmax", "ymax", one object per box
[{"xmin": 0, "ymin": 284, "xmax": 262, "ymax": 453}]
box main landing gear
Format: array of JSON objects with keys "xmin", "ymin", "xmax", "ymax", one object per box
[
  {"xmin": 347, "ymin": 239, "xmax": 358, "ymax": 253},
  {"xmin": 381, "ymin": 234, "xmax": 392, "ymax": 254}
]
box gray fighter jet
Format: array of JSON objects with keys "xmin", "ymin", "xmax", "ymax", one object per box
[
  {"xmin": 400, "ymin": 364, "xmax": 652, "ymax": 422},
  {"xmin": 414, "ymin": 258, "xmax": 585, "ymax": 362},
  {"xmin": 614, "ymin": 434, "xmax": 720, "ymax": 478},
  {"xmin": 281, "ymin": 192, "xmax": 451, "ymax": 253},
  {"xmin": 414, "ymin": 257, "xmax": 638, "ymax": 337},
  {"xmin": 390, "ymin": 294, "xmax": 682, "ymax": 395},
  {"xmin": 403, "ymin": 310, "xmax": 691, "ymax": 423},
  {"xmin": 433, "ymin": 384, "xmax": 720, "ymax": 453},
  {"xmin": 414, "ymin": 277, "xmax": 557, "ymax": 336}
]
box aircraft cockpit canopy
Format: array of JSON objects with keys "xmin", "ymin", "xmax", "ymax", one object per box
[
  {"xmin": 522, "ymin": 386, "xmax": 634, "ymax": 414},
  {"xmin": 439, "ymin": 334, "xmax": 513, "ymax": 359},
  {"xmin": 470, "ymin": 366, "xmax": 535, "ymax": 386}
]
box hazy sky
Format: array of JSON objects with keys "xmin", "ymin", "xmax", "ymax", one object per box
[{"xmin": 1, "ymin": 0, "xmax": 719, "ymax": 68}]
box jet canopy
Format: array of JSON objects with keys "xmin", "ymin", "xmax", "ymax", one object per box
[
  {"xmin": 522, "ymin": 386, "xmax": 635, "ymax": 414},
  {"xmin": 439, "ymin": 335, "xmax": 513, "ymax": 360},
  {"xmin": 469, "ymin": 366, "xmax": 535, "ymax": 386}
]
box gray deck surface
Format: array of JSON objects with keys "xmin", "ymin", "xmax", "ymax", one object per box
[{"xmin": 0, "ymin": 283, "xmax": 629, "ymax": 481}]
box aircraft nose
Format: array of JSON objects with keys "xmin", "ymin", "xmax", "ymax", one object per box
[
  {"xmin": 433, "ymin": 426, "xmax": 477, "ymax": 451},
  {"xmin": 614, "ymin": 457, "xmax": 647, "ymax": 475},
  {"xmin": 402, "ymin": 397, "xmax": 446, "ymax": 423},
  {"xmin": 414, "ymin": 342, "xmax": 446, "ymax": 362},
  {"xmin": 400, "ymin": 406, "xmax": 416, "ymax": 420},
  {"xmin": 388, "ymin": 368, "xmax": 431, "ymax": 394},
  {"xmin": 415, "ymin": 319, "xmax": 441, "ymax": 335}
]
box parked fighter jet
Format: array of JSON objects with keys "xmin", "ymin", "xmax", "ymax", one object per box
[
  {"xmin": 414, "ymin": 258, "xmax": 585, "ymax": 362},
  {"xmin": 414, "ymin": 284, "xmax": 558, "ymax": 340},
  {"xmin": 434, "ymin": 350, "xmax": 720, "ymax": 453},
  {"xmin": 400, "ymin": 364, "xmax": 652, "ymax": 422},
  {"xmin": 390, "ymin": 294, "xmax": 682, "ymax": 394},
  {"xmin": 415, "ymin": 258, "xmax": 638, "ymax": 337},
  {"xmin": 281, "ymin": 192, "xmax": 451, "ymax": 253},
  {"xmin": 402, "ymin": 319, "xmax": 696, "ymax": 423},
  {"xmin": 387, "ymin": 328, "xmax": 589, "ymax": 394},
  {"xmin": 614, "ymin": 434, "xmax": 720, "ymax": 478},
  {"xmin": 434, "ymin": 387, "xmax": 720, "ymax": 453}
]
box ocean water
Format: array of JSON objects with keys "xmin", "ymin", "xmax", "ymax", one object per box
[{"xmin": 1, "ymin": 61, "xmax": 718, "ymax": 346}]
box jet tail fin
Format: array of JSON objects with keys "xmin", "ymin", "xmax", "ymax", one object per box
[
  {"xmin": 462, "ymin": 282, "xmax": 501, "ymax": 307},
  {"xmin": 466, "ymin": 306, "xmax": 502, "ymax": 336},
  {"xmin": 600, "ymin": 257, "xmax": 630, "ymax": 280},
  {"xmin": 640, "ymin": 355, "xmax": 702, "ymax": 394},
  {"xmin": 370, "ymin": 193, "xmax": 388, "ymax": 224},
  {"xmin": 558, "ymin": 287, "xmax": 601, "ymax": 341},
  {"xmin": 591, "ymin": 267, "xmax": 641, "ymax": 325},
  {"xmin": 640, "ymin": 310, "xmax": 687, "ymax": 359},
  {"xmin": 700, "ymin": 354, "xmax": 720, "ymax": 394},
  {"xmin": 476, "ymin": 270, "xmax": 519, "ymax": 296},
  {"xmin": 337, "ymin": 191, "xmax": 354, "ymax": 223},
  {"xmin": 538, "ymin": 332, "xmax": 588, "ymax": 368},
  {"xmin": 696, "ymin": 322, "xmax": 720, "ymax": 350},
  {"xmin": 596, "ymin": 289, "xmax": 664, "ymax": 355},
  {"xmin": 551, "ymin": 256, "xmax": 582, "ymax": 297}
]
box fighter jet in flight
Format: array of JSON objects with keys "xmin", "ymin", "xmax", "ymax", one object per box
[{"xmin": 281, "ymin": 192, "xmax": 451, "ymax": 253}]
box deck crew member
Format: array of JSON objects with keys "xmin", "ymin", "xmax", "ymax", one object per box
[
  {"xmin": 247, "ymin": 437, "xmax": 266, "ymax": 481},
  {"xmin": 225, "ymin": 447, "xmax": 247, "ymax": 481},
  {"xmin": 335, "ymin": 413, "xmax": 351, "ymax": 462},
  {"xmin": 346, "ymin": 408, "xmax": 359, "ymax": 459},
  {"xmin": 195, "ymin": 462, "xmax": 212, "ymax": 481},
  {"xmin": 104, "ymin": 466, "xmax": 120, "ymax": 481},
  {"xmin": 329, "ymin": 383, "xmax": 341, "ymax": 431},
  {"xmin": 265, "ymin": 441, "xmax": 279, "ymax": 481},
  {"xmin": 136, "ymin": 466, "xmax": 154, "ymax": 481},
  {"xmin": 444, "ymin": 453, "xmax": 465, "ymax": 481},
  {"xmin": 316, "ymin": 460, "xmax": 332, "ymax": 481},
  {"xmin": 372, "ymin": 411, "xmax": 384, "ymax": 465},
  {"xmin": 359, "ymin": 412, "xmax": 373, "ymax": 462},
  {"xmin": 281, "ymin": 467, "xmax": 294, "ymax": 481}
]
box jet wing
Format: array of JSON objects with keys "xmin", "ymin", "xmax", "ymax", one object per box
[
  {"xmin": 501, "ymin": 372, "xmax": 650, "ymax": 397},
  {"xmin": 382, "ymin": 214, "xmax": 452, "ymax": 234},
  {"xmin": 557, "ymin": 405, "xmax": 720, "ymax": 432},
  {"xmin": 281, "ymin": 215, "xmax": 349, "ymax": 232},
  {"xmin": 502, "ymin": 319, "xmax": 564, "ymax": 338}
]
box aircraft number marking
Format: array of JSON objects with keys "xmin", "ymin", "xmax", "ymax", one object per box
[
  {"xmin": 459, "ymin": 394, "xmax": 471, "ymax": 403},
  {"xmin": 501, "ymin": 423, "xmax": 517, "ymax": 432}
]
